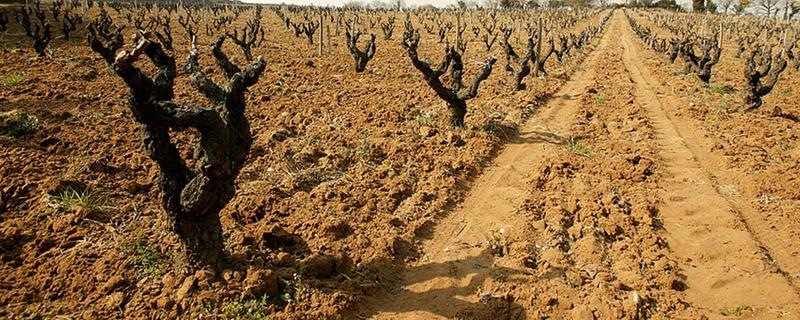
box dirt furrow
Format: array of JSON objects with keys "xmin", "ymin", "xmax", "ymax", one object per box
[
  {"xmin": 620, "ymin": 14, "xmax": 800, "ymax": 319},
  {"xmin": 348, "ymin": 15, "xmax": 614, "ymax": 320}
]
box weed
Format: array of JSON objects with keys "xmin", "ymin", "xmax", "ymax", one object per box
[
  {"xmin": 778, "ymin": 140, "xmax": 792, "ymax": 152},
  {"xmin": 1, "ymin": 72, "xmax": 26, "ymax": 87},
  {"xmin": 488, "ymin": 228, "xmax": 507, "ymax": 257},
  {"xmin": 772, "ymin": 308, "xmax": 791, "ymax": 318},
  {"xmin": 305, "ymin": 135, "xmax": 319, "ymax": 145},
  {"xmin": 358, "ymin": 137, "xmax": 370, "ymax": 159},
  {"xmin": 716, "ymin": 96, "xmax": 733, "ymax": 112},
  {"xmin": 480, "ymin": 123, "xmax": 501, "ymax": 133},
  {"xmin": 272, "ymin": 80, "xmax": 285, "ymax": 93},
  {"xmin": 48, "ymin": 187, "xmax": 104, "ymax": 213},
  {"xmin": 415, "ymin": 111, "xmax": 433, "ymax": 125},
  {"xmin": 704, "ymin": 112, "xmax": 719, "ymax": 124},
  {"xmin": 720, "ymin": 304, "xmax": 752, "ymax": 317},
  {"xmin": 593, "ymin": 93, "xmax": 606, "ymax": 104},
  {"xmin": 0, "ymin": 110, "xmax": 40, "ymax": 137},
  {"xmin": 122, "ymin": 236, "xmax": 166, "ymax": 277},
  {"xmin": 758, "ymin": 193, "xmax": 773, "ymax": 204},
  {"xmin": 66, "ymin": 58, "xmax": 84, "ymax": 68},
  {"xmin": 279, "ymin": 273, "xmax": 306, "ymax": 305},
  {"xmin": 220, "ymin": 295, "xmax": 273, "ymax": 320},
  {"xmin": 562, "ymin": 137, "xmax": 593, "ymax": 157},
  {"xmin": 706, "ymin": 83, "xmax": 734, "ymax": 94}
]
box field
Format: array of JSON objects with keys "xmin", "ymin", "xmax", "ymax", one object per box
[{"xmin": 1, "ymin": 2, "xmax": 799, "ymax": 319}]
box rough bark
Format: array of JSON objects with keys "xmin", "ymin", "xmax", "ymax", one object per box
[
  {"xmin": 0, "ymin": 11, "xmax": 9, "ymax": 32},
  {"xmin": 402, "ymin": 19, "xmax": 496, "ymax": 127},
  {"xmin": 89, "ymin": 31, "xmax": 266, "ymax": 269},
  {"xmin": 345, "ymin": 30, "xmax": 376, "ymax": 73},
  {"xmin": 226, "ymin": 10, "xmax": 264, "ymax": 61},
  {"xmin": 501, "ymin": 26, "xmax": 533, "ymax": 91},
  {"xmin": 741, "ymin": 47, "xmax": 787, "ymax": 112}
]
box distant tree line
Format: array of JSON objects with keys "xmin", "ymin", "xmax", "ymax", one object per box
[
  {"xmin": 0, "ymin": 0, "xmax": 241, "ymax": 5},
  {"xmin": 344, "ymin": 0, "xmax": 602, "ymax": 10}
]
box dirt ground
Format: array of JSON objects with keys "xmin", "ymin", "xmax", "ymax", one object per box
[{"xmin": 1, "ymin": 6, "xmax": 798, "ymax": 320}]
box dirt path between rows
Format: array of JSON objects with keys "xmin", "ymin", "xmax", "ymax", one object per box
[
  {"xmin": 348, "ymin": 12, "xmax": 800, "ymax": 319},
  {"xmin": 619, "ymin": 13, "xmax": 800, "ymax": 319},
  {"xmin": 348, "ymin": 14, "xmax": 615, "ymax": 320}
]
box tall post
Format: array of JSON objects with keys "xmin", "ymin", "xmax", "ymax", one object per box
[
  {"xmin": 319, "ymin": 12, "xmax": 324, "ymax": 56},
  {"xmin": 335, "ymin": 13, "xmax": 340, "ymax": 36},
  {"xmin": 327, "ymin": 24, "xmax": 332, "ymax": 55},
  {"xmin": 783, "ymin": 28, "xmax": 788, "ymax": 55},
  {"xmin": 701, "ymin": 15, "xmax": 707, "ymax": 46},
  {"xmin": 534, "ymin": 15, "xmax": 542, "ymax": 77},
  {"xmin": 456, "ymin": 13, "xmax": 461, "ymax": 51}
]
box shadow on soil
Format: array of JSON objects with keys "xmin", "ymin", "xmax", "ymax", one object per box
[{"xmin": 345, "ymin": 247, "xmax": 529, "ymax": 320}]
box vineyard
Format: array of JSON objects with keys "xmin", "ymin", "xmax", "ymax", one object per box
[{"xmin": 0, "ymin": 0, "xmax": 798, "ymax": 319}]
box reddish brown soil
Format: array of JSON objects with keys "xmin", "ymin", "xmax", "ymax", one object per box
[
  {"xmin": 1, "ymin": 6, "xmax": 799, "ymax": 320},
  {"xmin": 1, "ymin": 6, "xmax": 603, "ymax": 319}
]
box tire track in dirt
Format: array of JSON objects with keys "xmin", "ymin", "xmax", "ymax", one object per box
[
  {"xmin": 619, "ymin": 14, "xmax": 800, "ymax": 319},
  {"xmin": 348, "ymin": 15, "xmax": 615, "ymax": 320}
]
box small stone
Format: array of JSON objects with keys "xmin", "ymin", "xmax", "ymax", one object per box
[
  {"xmin": 194, "ymin": 269, "xmax": 216, "ymax": 289},
  {"xmin": 419, "ymin": 126, "xmax": 437, "ymax": 137},
  {"xmin": 531, "ymin": 220, "xmax": 546, "ymax": 232},
  {"xmin": 275, "ymin": 252, "xmax": 294, "ymax": 266},
  {"xmin": 300, "ymin": 254, "xmax": 337, "ymax": 279},
  {"xmin": 566, "ymin": 198, "xmax": 579, "ymax": 213},
  {"xmin": 175, "ymin": 276, "xmax": 196, "ymax": 301},
  {"xmin": 445, "ymin": 132, "xmax": 466, "ymax": 147},
  {"xmin": 630, "ymin": 291, "xmax": 642, "ymax": 305},
  {"xmin": 243, "ymin": 269, "xmax": 279, "ymax": 299},
  {"xmin": 100, "ymin": 275, "xmax": 125, "ymax": 294},
  {"xmin": 258, "ymin": 225, "xmax": 296, "ymax": 248},
  {"xmin": 155, "ymin": 296, "xmax": 174, "ymax": 309},
  {"xmin": 571, "ymin": 305, "xmax": 595, "ymax": 320},
  {"xmin": 105, "ymin": 292, "xmax": 126, "ymax": 310},
  {"xmin": 269, "ymin": 127, "xmax": 293, "ymax": 142},
  {"xmin": 39, "ymin": 136, "xmax": 59, "ymax": 147}
]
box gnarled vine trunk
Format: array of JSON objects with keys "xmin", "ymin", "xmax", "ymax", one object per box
[{"xmin": 89, "ymin": 29, "xmax": 266, "ymax": 269}]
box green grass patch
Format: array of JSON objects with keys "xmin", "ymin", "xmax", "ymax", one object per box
[
  {"xmin": 706, "ymin": 83, "xmax": 734, "ymax": 94},
  {"xmin": 305, "ymin": 135, "xmax": 319, "ymax": 145},
  {"xmin": 278, "ymin": 276, "xmax": 306, "ymax": 305},
  {"xmin": 562, "ymin": 136, "xmax": 594, "ymax": 157},
  {"xmin": 2, "ymin": 72, "xmax": 27, "ymax": 87},
  {"xmin": 358, "ymin": 137, "xmax": 370, "ymax": 158},
  {"xmin": 49, "ymin": 186, "xmax": 104, "ymax": 213},
  {"xmin": 480, "ymin": 123, "xmax": 501, "ymax": 133},
  {"xmin": 220, "ymin": 295, "xmax": 273, "ymax": 320},
  {"xmin": 122, "ymin": 236, "xmax": 166, "ymax": 277},
  {"xmin": 720, "ymin": 304, "xmax": 752, "ymax": 317},
  {"xmin": 415, "ymin": 111, "xmax": 433, "ymax": 125},
  {"xmin": 593, "ymin": 93, "xmax": 606, "ymax": 105}
]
